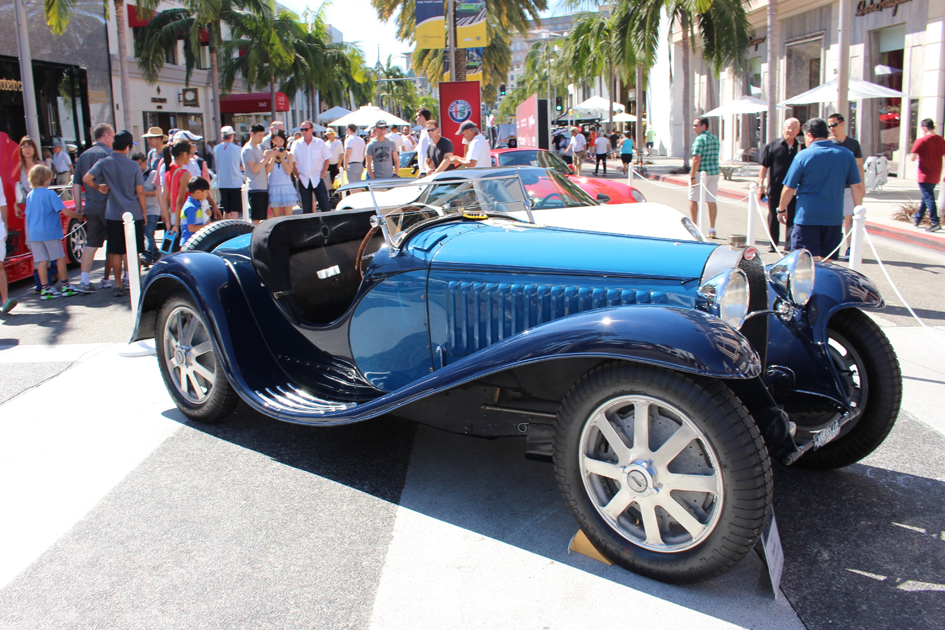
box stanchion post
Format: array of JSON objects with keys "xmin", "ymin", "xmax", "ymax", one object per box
[
  {"xmin": 122, "ymin": 211, "xmax": 142, "ymax": 319},
  {"xmin": 698, "ymin": 171, "xmax": 707, "ymax": 235},
  {"xmin": 747, "ymin": 183, "xmax": 758, "ymax": 247},
  {"xmin": 241, "ymin": 183, "xmax": 250, "ymax": 223},
  {"xmin": 849, "ymin": 205, "xmax": 866, "ymax": 271}
]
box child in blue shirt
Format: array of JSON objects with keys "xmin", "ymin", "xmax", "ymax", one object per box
[
  {"xmin": 25, "ymin": 165, "xmax": 83, "ymax": 299},
  {"xmin": 180, "ymin": 177, "xmax": 211, "ymax": 246}
]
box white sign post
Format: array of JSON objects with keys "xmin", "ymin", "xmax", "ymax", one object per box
[
  {"xmin": 122, "ymin": 212, "xmax": 142, "ymax": 320},
  {"xmin": 747, "ymin": 183, "xmax": 758, "ymax": 247}
]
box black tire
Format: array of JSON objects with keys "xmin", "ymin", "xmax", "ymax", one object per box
[
  {"xmin": 155, "ymin": 291, "xmax": 239, "ymax": 423},
  {"xmin": 793, "ymin": 309, "xmax": 902, "ymax": 470},
  {"xmin": 181, "ymin": 219, "xmax": 254, "ymax": 253},
  {"xmin": 65, "ymin": 218, "xmax": 86, "ymax": 266},
  {"xmin": 553, "ymin": 362, "xmax": 772, "ymax": 584}
]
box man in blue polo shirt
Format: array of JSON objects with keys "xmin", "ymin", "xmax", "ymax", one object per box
[{"xmin": 778, "ymin": 118, "xmax": 863, "ymax": 260}]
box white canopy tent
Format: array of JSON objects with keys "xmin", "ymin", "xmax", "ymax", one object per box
[
  {"xmin": 781, "ymin": 78, "xmax": 904, "ymax": 105},
  {"xmin": 317, "ymin": 106, "xmax": 351, "ymax": 123},
  {"xmin": 612, "ymin": 112, "xmax": 637, "ymax": 123},
  {"xmin": 572, "ymin": 96, "xmax": 625, "ymax": 119},
  {"xmin": 328, "ymin": 105, "xmax": 411, "ymax": 128},
  {"xmin": 702, "ymin": 95, "xmax": 788, "ymax": 117}
]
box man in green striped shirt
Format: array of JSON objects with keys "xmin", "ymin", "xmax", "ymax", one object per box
[{"xmin": 689, "ymin": 116, "xmax": 721, "ymax": 238}]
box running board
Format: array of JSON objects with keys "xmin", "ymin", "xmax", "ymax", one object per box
[{"xmin": 255, "ymin": 384, "xmax": 358, "ymax": 415}]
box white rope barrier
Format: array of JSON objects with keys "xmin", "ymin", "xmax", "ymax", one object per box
[{"xmin": 864, "ymin": 230, "xmax": 945, "ymax": 352}]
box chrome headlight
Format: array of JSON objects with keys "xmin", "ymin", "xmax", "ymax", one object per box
[
  {"xmin": 699, "ymin": 268, "xmax": 750, "ymax": 329},
  {"xmin": 767, "ymin": 249, "xmax": 815, "ymax": 306},
  {"xmin": 681, "ymin": 217, "xmax": 705, "ymax": 242},
  {"xmin": 630, "ymin": 189, "xmax": 647, "ymax": 203}
]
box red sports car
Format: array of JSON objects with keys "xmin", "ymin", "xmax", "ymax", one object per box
[
  {"xmin": 491, "ymin": 148, "xmax": 646, "ymax": 204},
  {"xmin": 2, "ymin": 132, "xmax": 85, "ymax": 284}
]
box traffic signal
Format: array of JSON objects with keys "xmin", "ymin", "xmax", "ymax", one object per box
[
  {"xmin": 499, "ymin": 84, "xmax": 506, "ymax": 96},
  {"xmin": 555, "ymin": 96, "xmax": 563, "ymax": 112}
]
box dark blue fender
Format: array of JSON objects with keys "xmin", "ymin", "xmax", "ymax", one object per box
[
  {"xmin": 135, "ymin": 268, "xmax": 761, "ymax": 426},
  {"xmin": 765, "ymin": 263, "xmax": 884, "ymax": 410},
  {"xmin": 132, "ymin": 252, "xmax": 293, "ymax": 401}
]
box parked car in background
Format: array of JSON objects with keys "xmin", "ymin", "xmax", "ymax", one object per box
[
  {"xmin": 1, "ymin": 132, "xmax": 85, "ymax": 283},
  {"xmin": 134, "ymin": 170, "xmax": 901, "ymax": 585},
  {"xmin": 491, "ymin": 147, "xmax": 646, "ymax": 205}
]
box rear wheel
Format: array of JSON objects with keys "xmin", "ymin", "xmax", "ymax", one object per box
[
  {"xmin": 156, "ymin": 291, "xmax": 238, "ymax": 423},
  {"xmin": 554, "ymin": 362, "xmax": 772, "ymax": 584},
  {"xmin": 65, "ymin": 218, "xmax": 86, "ymax": 266},
  {"xmin": 181, "ymin": 219, "xmax": 254, "ymax": 253},
  {"xmin": 793, "ymin": 309, "xmax": 902, "ymax": 470}
]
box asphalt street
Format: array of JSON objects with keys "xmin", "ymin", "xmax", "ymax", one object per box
[{"xmin": 1, "ymin": 174, "xmax": 943, "ymax": 629}]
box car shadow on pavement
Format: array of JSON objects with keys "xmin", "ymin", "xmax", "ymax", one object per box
[
  {"xmin": 177, "ymin": 401, "xmax": 945, "ymax": 630},
  {"xmin": 773, "ymin": 413, "xmax": 945, "ymax": 630}
]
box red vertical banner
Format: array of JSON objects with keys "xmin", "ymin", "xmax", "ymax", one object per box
[
  {"xmin": 438, "ymin": 81, "xmax": 481, "ymax": 141},
  {"xmin": 515, "ymin": 95, "xmax": 539, "ymax": 148}
]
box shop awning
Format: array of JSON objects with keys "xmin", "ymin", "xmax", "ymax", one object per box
[
  {"xmin": 220, "ymin": 92, "xmax": 290, "ymax": 114},
  {"xmin": 127, "ymin": 4, "xmax": 152, "ymax": 27}
]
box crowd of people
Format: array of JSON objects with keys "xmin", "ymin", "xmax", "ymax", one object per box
[{"xmin": 4, "ymin": 107, "xmax": 942, "ymax": 311}]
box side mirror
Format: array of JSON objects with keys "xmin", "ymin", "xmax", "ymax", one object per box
[
  {"xmin": 568, "ymin": 164, "xmax": 576, "ymax": 173},
  {"xmin": 596, "ymin": 193, "xmax": 611, "ymax": 203}
]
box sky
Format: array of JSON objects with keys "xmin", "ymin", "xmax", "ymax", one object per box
[{"xmin": 279, "ymin": 0, "xmax": 565, "ymax": 71}]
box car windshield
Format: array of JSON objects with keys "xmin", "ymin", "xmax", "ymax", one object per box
[
  {"xmin": 399, "ymin": 151, "xmax": 416, "ymax": 168},
  {"xmin": 496, "ymin": 149, "xmax": 572, "ymax": 176},
  {"xmin": 518, "ymin": 169, "xmax": 598, "ymax": 208},
  {"xmin": 364, "ymin": 174, "xmax": 533, "ymax": 248}
]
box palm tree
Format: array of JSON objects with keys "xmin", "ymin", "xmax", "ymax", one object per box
[
  {"xmin": 133, "ymin": 0, "xmax": 273, "ymax": 143},
  {"xmin": 44, "ymin": 0, "xmax": 134, "ymax": 129},
  {"xmin": 412, "ymin": 17, "xmax": 511, "ymax": 101},
  {"xmin": 618, "ymin": 0, "xmax": 752, "ymax": 169},
  {"xmin": 299, "ymin": 6, "xmax": 369, "ymax": 119},
  {"xmin": 375, "ymin": 55, "xmax": 418, "ymax": 117},
  {"xmin": 372, "ymin": 0, "xmax": 546, "ymax": 94},
  {"xmin": 219, "ymin": 11, "xmax": 311, "ymax": 121}
]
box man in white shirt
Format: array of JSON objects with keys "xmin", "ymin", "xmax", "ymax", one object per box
[
  {"xmin": 343, "ymin": 123, "xmax": 366, "ymax": 183},
  {"xmin": 415, "ymin": 108, "xmax": 433, "ymax": 176},
  {"xmin": 565, "ymin": 127, "xmax": 587, "ymax": 173},
  {"xmin": 324, "ymin": 129, "xmax": 344, "ymax": 189},
  {"xmin": 50, "ymin": 140, "xmax": 74, "ymax": 188},
  {"xmin": 387, "ymin": 126, "xmax": 404, "ymax": 152},
  {"xmin": 449, "ymin": 121, "xmax": 491, "ymax": 169},
  {"xmin": 400, "ymin": 126, "xmax": 417, "ymax": 151},
  {"xmin": 291, "ymin": 120, "xmax": 331, "ymax": 213},
  {"xmin": 593, "ymin": 132, "xmax": 611, "ymax": 176}
]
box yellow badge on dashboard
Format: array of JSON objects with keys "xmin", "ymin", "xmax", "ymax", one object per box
[{"xmin": 461, "ymin": 208, "xmax": 488, "ymax": 220}]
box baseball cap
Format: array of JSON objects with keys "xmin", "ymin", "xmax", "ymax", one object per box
[
  {"xmin": 50, "ymin": 139, "xmax": 62, "ymax": 148},
  {"xmin": 375, "ymin": 119, "xmax": 389, "ymax": 128},
  {"xmin": 172, "ymin": 129, "xmax": 203, "ymax": 142},
  {"xmin": 220, "ymin": 125, "xmax": 236, "ymax": 136},
  {"xmin": 456, "ymin": 120, "xmax": 477, "ymax": 134}
]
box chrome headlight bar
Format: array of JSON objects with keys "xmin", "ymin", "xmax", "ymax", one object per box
[
  {"xmin": 767, "ymin": 249, "xmax": 815, "ymax": 307},
  {"xmin": 698, "ymin": 268, "xmax": 750, "ymax": 329}
]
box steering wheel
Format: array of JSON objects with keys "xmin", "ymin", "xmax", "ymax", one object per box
[
  {"xmin": 355, "ymin": 225, "xmax": 380, "ymax": 280},
  {"xmin": 533, "ymin": 193, "xmax": 564, "ymax": 209}
]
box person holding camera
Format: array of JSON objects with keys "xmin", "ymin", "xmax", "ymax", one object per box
[{"xmin": 266, "ymin": 130, "xmax": 298, "ymax": 218}]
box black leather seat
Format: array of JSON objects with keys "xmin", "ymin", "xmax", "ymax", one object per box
[{"xmin": 251, "ymin": 210, "xmax": 377, "ymax": 324}]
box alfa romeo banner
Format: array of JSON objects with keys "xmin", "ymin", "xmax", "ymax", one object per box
[
  {"xmin": 438, "ymin": 81, "xmax": 482, "ymax": 140},
  {"xmin": 416, "ymin": 0, "xmax": 445, "ymax": 49},
  {"xmin": 456, "ymin": 0, "xmax": 488, "ymax": 48}
]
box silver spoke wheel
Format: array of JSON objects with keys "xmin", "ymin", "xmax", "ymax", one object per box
[
  {"xmin": 579, "ymin": 395, "xmax": 723, "ymax": 553},
  {"xmin": 68, "ymin": 221, "xmax": 86, "ymax": 264},
  {"xmin": 162, "ymin": 305, "xmax": 216, "ymax": 405}
]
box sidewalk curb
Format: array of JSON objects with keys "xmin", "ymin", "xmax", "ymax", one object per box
[
  {"xmin": 864, "ymin": 221, "xmax": 945, "ymax": 253},
  {"xmin": 643, "ymin": 172, "xmax": 945, "ymax": 253}
]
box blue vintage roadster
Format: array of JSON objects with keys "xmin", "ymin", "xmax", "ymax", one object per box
[{"xmin": 133, "ymin": 170, "xmax": 901, "ymax": 584}]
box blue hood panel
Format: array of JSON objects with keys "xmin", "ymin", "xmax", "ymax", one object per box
[{"xmin": 427, "ymin": 221, "xmax": 716, "ymax": 280}]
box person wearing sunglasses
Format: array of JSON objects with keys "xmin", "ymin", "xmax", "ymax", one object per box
[
  {"xmin": 828, "ymin": 113, "xmax": 864, "ymax": 257},
  {"xmin": 365, "ymin": 120, "xmax": 399, "ymax": 180},
  {"xmin": 290, "ymin": 121, "xmax": 331, "ymax": 213}
]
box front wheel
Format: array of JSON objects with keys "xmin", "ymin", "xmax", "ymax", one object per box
[
  {"xmin": 553, "ymin": 363, "xmax": 772, "ymax": 584},
  {"xmin": 793, "ymin": 309, "xmax": 902, "ymax": 470},
  {"xmin": 155, "ymin": 291, "xmax": 238, "ymax": 423},
  {"xmin": 65, "ymin": 218, "xmax": 86, "ymax": 266}
]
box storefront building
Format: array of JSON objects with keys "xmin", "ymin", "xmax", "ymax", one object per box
[
  {"xmin": 653, "ymin": 0, "xmax": 945, "ymax": 180},
  {"xmin": 0, "ymin": 0, "xmax": 113, "ymax": 151}
]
